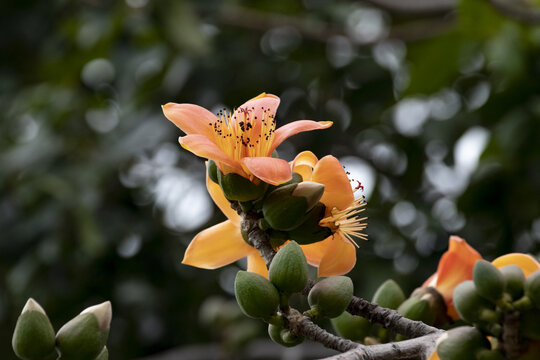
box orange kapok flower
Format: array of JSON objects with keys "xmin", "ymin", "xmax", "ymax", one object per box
[
  {"xmin": 162, "ymin": 93, "xmax": 332, "ymax": 185},
  {"xmin": 422, "ymin": 236, "xmax": 482, "ymax": 320},
  {"xmin": 492, "ymin": 253, "xmax": 540, "ymax": 277},
  {"xmin": 291, "ymin": 151, "xmax": 368, "ymax": 277}
]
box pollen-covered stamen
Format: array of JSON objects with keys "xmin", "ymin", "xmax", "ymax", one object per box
[
  {"xmin": 209, "ymin": 106, "xmax": 277, "ymax": 161},
  {"xmin": 319, "ymin": 196, "xmax": 368, "ymax": 248}
]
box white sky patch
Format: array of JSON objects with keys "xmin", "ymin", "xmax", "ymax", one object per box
[{"xmin": 339, "ymin": 156, "xmax": 376, "ymax": 201}]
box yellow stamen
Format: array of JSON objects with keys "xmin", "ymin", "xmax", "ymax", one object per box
[{"xmin": 319, "ymin": 196, "xmax": 368, "ymax": 248}]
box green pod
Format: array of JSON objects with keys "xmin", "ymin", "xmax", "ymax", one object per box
[
  {"xmin": 308, "ymin": 276, "xmax": 354, "ymax": 319},
  {"xmin": 437, "ymin": 326, "xmax": 489, "ymax": 360},
  {"xmin": 473, "ymin": 260, "xmax": 504, "ymax": 302},
  {"xmin": 207, "ymin": 160, "xmax": 219, "ymax": 184},
  {"xmin": 372, "ymin": 279, "xmax": 406, "ymax": 310},
  {"xmin": 475, "ymin": 349, "xmax": 504, "ymax": 360},
  {"xmin": 268, "ymin": 324, "xmax": 304, "ymax": 347},
  {"xmin": 500, "ymin": 265, "xmax": 525, "ymax": 300},
  {"xmin": 234, "ymin": 271, "xmax": 279, "ymax": 320},
  {"xmin": 56, "ymin": 301, "xmax": 111, "ymax": 360},
  {"xmin": 218, "ymin": 171, "xmax": 268, "ymax": 202},
  {"xmin": 268, "ymin": 241, "xmax": 308, "ymax": 295},
  {"xmin": 525, "ymin": 270, "xmax": 540, "ymax": 308},
  {"xmin": 330, "ymin": 311, "xmax": 371, "ymax": 342},
  {"xmin": 453, "ymin": 281, "xmax": 498, "ymax": 324},
  {"xmin": 397, "ymin": 296, "xmax": 436, "ymax": 326},
  {"xmin": 94, "ymin": 347, "xmax": 108, "ymax": 360},
  {"xmin": 520, "ymin": 309, "xmax": 540, "ymax": 340},
  {"xmin": 12, "ymin": 299, "xmax": 56, "ymax": 360},
  {"xmin": 262, "ymin": 184, "xmax": 308, "ymax": 231},
  {"xmin": 287, "ymin": 203, "xmax": 332, "ymax": 245}
]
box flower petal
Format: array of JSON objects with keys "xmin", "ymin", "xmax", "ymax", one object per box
[
  {"xmin": 301, "ymin": 237, "xmax": 332, "ymax": 267},
  {"xmin": 205, "ymin": 170, "xmax": 241, "ymax": 226},
  {"xmin": 182, "ymin": 220, "xmax": 252, "ymax": 269},
  {"xmin": 317, "ymin": 234, "xmax": 356, "ymax": 277},
  {"xmin": 179, "ymin": 134, "xmax": 241, "ymax": 170},
  {"xmin": 234, "ymin": 93, "xmax": 280, "ymax": 141},
  {"xmin": 271, "ymin": 120, "xmax": 333, "ymax": 154},
  {"xmin": 162, "ymin": 103, "xmax": 216, "ymax": 138},
  {"xmin": 242, "ymin": 157, "xmax": 292, "ymax": 185},
  {"xmin": 492, "ymin": 253, "xmax": 540, "ymax": 277},
  {"xmin": 247, "ymin": 251, "xmax": 269, "ymax": 278},
  {"xmin": 291, "ymin": 151, "xmax": 318, "ymax": 181},
  {"xmin": 312, "ymin": 155, "xmax": 354, "ymax": 210}
]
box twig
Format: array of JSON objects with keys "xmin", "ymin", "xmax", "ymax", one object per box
[
  {"xmin": 363, "ymin": 0, "xmax": 455, "ymax": 16},
  {"xmin": 487, "ymin": 0, "xmax": 540, "ymax": 24},
  {"xmin": 501, "ymin": 309, "xmax": 521, "ymax": 359}
]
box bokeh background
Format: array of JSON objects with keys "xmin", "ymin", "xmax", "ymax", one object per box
[{"xmin": 2, "ymin": 0, "xmax": 540, "ymax": 358}]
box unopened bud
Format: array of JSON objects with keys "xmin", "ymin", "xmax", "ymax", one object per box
[
  {"xmin": 234, "ymin": 271, "xmax": 279, "ymax": 321},
  {"xmin": 262, "ymin": 184, "xmax": 308, "ymax": 231},
  {"xmin": 308, "ymin": 276, "xmax": 353, "ymax": 319},
  {"xmin": 331, "ymin": 311, "xmax": 371, "ymax": 342},
  {"xmin": 269, "ymin": 241, "xmax": 308, "ymax": 295},
  {"xmin": 499, "ymin": 265, "xmax": 525, "ymax": 300},
  {"xmin": 268, "ymin": 324, "xmax": 304, "ymax": 347},
  {"xmin": 12, "ymin": 298, "xmax": 56, "ymax": 360},
  {"xmin": 473, "ymin": 260, "xmax": 504, "ymax": 302},
  {"xmin": 372, "ymin": 280, "xmax": 406, "ymax": 310},
  {"xmin": 525, "ymin": 269, "xmax": 540, "ymax": 308},
  {"xmin": 436, "ymin": 326, "xmax": 489, "ymax": 360},
  {"xmin": 397, "ymin": 295, "xmax": 436, "ymax": 326},
  {"xmin": 453, "ymin": 281, "xmax": 497, "ymax": 324},
  {"xmin": 291, "ymin": 181, "xmax": 324, "ymax": 212},
  {"xmin": 218, "ymin": 171, "xmax": 268, "ymax": 202},
  {"xmin": 56, "ymin": 301, "xmax": 111, "ymax": 360}
]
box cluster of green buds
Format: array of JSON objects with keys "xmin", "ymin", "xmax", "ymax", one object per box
[
  {"xmin": 435, "ymin": 261, "xmax": 540, "ymax": 360},
  {"xmin": 208, "ymin": 160, "xmax": 331, "ymax": 247},
  {"xmin": 12, "ymin": 298, "xmax": 111, "ymax": 360},
  {"xmin": 234, "ymin": 241, "xmax": 355, "ymax": 347}
]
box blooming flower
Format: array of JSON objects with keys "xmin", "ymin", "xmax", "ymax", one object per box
[
  {"xmin": 423, "ymin": 236, "xmax": 540, "ymax": 320},
  {"xmin": 162, "ymin": 93, "xmax": 332, "ymax": 185},
  {"xmin": 291, "ymin": 151, "xmax": 368, "ymax": 277}
]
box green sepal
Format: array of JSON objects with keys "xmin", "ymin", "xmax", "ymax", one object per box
[
  {"xmin": 207, "ymin": 160, "xmax": 219, "ymax": 184},
  {"xmin": 56, "ymin": 313, "xmax": 109, "ymax": 360},
  {"xmin": 268, "ymin": 324, "xmax": 304, "ymax": 347},
  {"xmin": 330, "ymin": 311, "xmax": 371, "ymax": 342},
  {"xmin": 397, "ymin": 296, "xmax": 436, "ymax": 326},
  {"xmin": 473, "ymin": 260, "xmax": 504, "ymax": 302},
  {"xmin": 218, "ymin": 171, "xmax": 268, "ymax": 202},
  {"xmin": 12, "ymin": 299, "xmax": 56, "ymax": 360},
  {"xmin": 268, "ymin": 241, "xmax": 308, "ymax": 295},
  {"xmin": 453, "ymin": 281, "xmax": 497, "ymax": 324},
  {"xmin": 499, "ymin": 265, "xmax": 525, "ymax": 300},
  {"xmin": 475, "ymin": 349, "xmax": 504, "ymax": 360},
  {"xmin": 268, "ymin": 230, "xmax": 288, "ymax": 249},
  {"xmin": 262, "ymin": 184, "xmax": 308, "ymax": 231},
  {"xmin": 94, "ymin": 347, "xmax": 108, "ymax": 360},
  {"xmin": 437, "ymin": 326, "xmax": 489, "ymax": 360},
  {"xmin": 234, "ymin": 271, "xmax": 279, "ymax": 320},
  {"xmin": 287, "ymin": 203, "xmax": 332, "ymax": 245},
  {"xmin": 525, "ymin": 269, "xmax": 540, "ymax": 308},
  {"xmin": 308, "ymin": 276, "xmax": 354, "ymax": 319},
  {"xmin": 372, "ymin": 279, "xmax": 406, "ymax": 310}
]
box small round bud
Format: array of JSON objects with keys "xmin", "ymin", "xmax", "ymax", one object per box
[
  {"xmin": 12, "ymin": 298, "xmax": 56, "ymax": 360},
  {"xmin": 499, "ymin": 265, "xmax": 525, "ymax": 300},
  {"xmin": 218, "ymin": 171, "xmax": 268, "ymax": 202},
  {"xmin": 262, "ymin": 184, "xmax": 308, "ymax": 231},
  {"xmin": 308, "ymin": 276, "xmax": 353, "ymax": 319},
  {"xmin": 473, "ymin": 260, "xmax": 504, "ymax": 301},
  {"xmin": 453, "ymin": 281, "xmax": 497, "ymax": 323},
  {"xmin": 268, "ymin": 324, "xmax": 304, "ymax": 347},
  {"xmin": 397, "ymin": 295, "xmax": 436, "ymax": 326},
  {"xmin": 525, "ymin": 269, "xmax": 540, "ymax": 308},
  {"xmin": 268, "ymin": 241, "xmax": 308, "ymax": 295},
  {"xmin": 372, "ymin": 279, "xmax": 406, "ymax": 310},
  {"xmin": 234, "ymin": 271, "xmax": 279, "ymax": 320},
  {"xmin": 437, "ymin": 326, "xmax": 489, "ymax": 360},
  {"xmin": 330, "ymin": 311, "xmax": 371, "ymax": 342}
]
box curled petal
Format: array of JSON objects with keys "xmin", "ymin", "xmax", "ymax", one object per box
[
  {"xmin": 247, "ymin": 251, "xmax": 269, "ymax": 278},
  {"xmin": 242, "ymin": 157, "xmax": 292, "ymax": 185},
  {"xmin": 317, "ymin": 234, "xmax": 356, "ymax": 277},
  {"xmin": 271, "ymin": 120, "xmax": 333, "ymax": 154},
  {"xmin": 205, "ymin": 169, "xmax": 241, "ymax": 225},
  {"xmin": 291, "ymin": 151, "xmax": 318, "ymax": 181},
  {"xmin": 182, "ymin": 220, "xmax": 252, "ymax": 269},
  {"xmin": 492, "ymin": 253, "xmax": 540, "ymax": 277},
  {"xmin": 179, "ymin": 134, "xmax": 241, "ymax": 170},
  {"xmin": 312, "ymin": 155, "xmax": 354, "ymax": 210},
  {"xmin": 162, "ymin": 103, "xmax": 216, "ymax": 138}
]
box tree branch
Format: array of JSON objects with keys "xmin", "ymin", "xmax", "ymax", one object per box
[{"xmin": 501, "ymin": 309, "xmax": 521, "ymax": 359}]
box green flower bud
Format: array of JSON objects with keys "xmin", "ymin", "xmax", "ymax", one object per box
[
  {"xmin": 453, "ymin": 281, "xmax": 498, "ymax": 324},
  {"xmin": 12, "ymin": 298, "xmax": 56, "ymax": 360},
  {"xmin": 473, "ymin": 260, "xmax": 505, "ymax": 302},
  {"xmin": 268, "ymin": 241, "xmax": 308, "ymax": 295},
  {"xmin": 397, "ymin": 296, "xmax": 436, "ymax": 326},
  {"xmin": 287, "ymin": 203, "xmax": 332, "ymax": 245},
  {"xmin": 330, "ymin": 311, "xmax": 371, "ymax": 342},
  {"xmin": 436, "ymin": 326, "xmax": 489, "ymax": 360},
  {"xmin": 268, "ymin": 230, "xmax": 288, "ymax": 249},
  {"xmin": 268, "ymin": 324, "xmax": 304, "ymax": 347},
  {"xmin": 372, "ymin": 279, "xmax": 406, "ymax": 310},
  {"xmin": 218, "ymin": 171, "xmax": 268, "ymax": 202},
  {"xmin": 263, "ymin": 182, "xmax": 323, "ymax": 231},
  {"xmin": 500, "ymin": 265, "xmax": 525, "ymax": 300},
  {"xmin": 56, "ymin": 301, "xmax": 112, "ymax": 360},
  {"xmin": 520, "ymin": 309, "xmax": 540, "ymax": 340},
  {"xmin": 234, "ymin": 271, "xmax": 279, "ymax": 321},
  {"xmin": 410, "ymin": 287, "xmax": 449, "ymax": 327},
  {"xmin": 94, "ymin": 347, "xmax": 108, "ymax": 360},
  {"xmin": 308, "ymin": 276, "xmax": 353, "ymax": 319},
  {"xmin": 525, "ymin": 270, "xmax": 540, "ymax": 308},
  {"xmin": 207, "ymin": 160, "xmax": 219, "ymax": 184}
]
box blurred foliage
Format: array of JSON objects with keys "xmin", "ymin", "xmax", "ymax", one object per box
[{"xmin": 1, "ymin": 0, "xmax": 540, "ymax": 358}]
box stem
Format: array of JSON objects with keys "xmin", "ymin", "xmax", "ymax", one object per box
[{"xmin": 501, "ymin": 309, "xmax": 521, "ymax": 359}]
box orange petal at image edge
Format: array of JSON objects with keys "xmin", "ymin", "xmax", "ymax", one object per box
[
  {"xmin": 312, "ymin": 155, "xmax": 354, "ymax": 211},
  {"xmin": 242, "ymin": 157, "xmax": 292, "ymax": 185},
  {"xmin": 182, "ymin": 220, "xmax": 252, "ymax": 269},
  {"xmin": 492, "ymin": 253, "xmax": 540, "ymax": 277},
  {"xmin": 270, "ymin": 120, "xmax": 333, "ymax": 154},
  {"xmin": 162, "ymin": 103, "xmax": 217, "ymax": 138},
  {"xmin": 205, "ymin": 170, "xmax": 241, "ymax": 225}
]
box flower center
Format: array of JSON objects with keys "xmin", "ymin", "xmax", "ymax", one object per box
[
  {"xmin": 319, "ymin": 196, "xmax": 368, "ymax": 247},
  {"xmin": 210, "ymin": 106, "xmax": 277, "ymax": 161}
]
